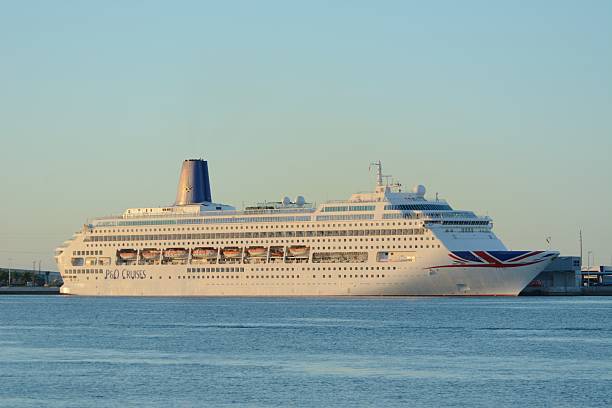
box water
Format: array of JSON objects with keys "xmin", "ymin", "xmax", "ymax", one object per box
[{"xmin": 1, "ymin": 296, "xmax": 611, "ymax": 408}]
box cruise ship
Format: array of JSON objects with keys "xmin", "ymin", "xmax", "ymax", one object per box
[{"xmin": 55, "ymin": 159, "xmax": 558, "ymax": 296}]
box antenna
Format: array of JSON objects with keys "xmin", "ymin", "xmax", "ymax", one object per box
[
  {"xmin": 390, "ymin": 178, "xmax": 402, "ymax": 192},
  {"xmin": 369, "ymin": 160, "xmax": 383, "ymax": 187},
  {"xmin": 369, "ymin": 160, "xmax": 394, "ymax": 192},
  {"xmin": 579, "ymin": 229, "xmax": 583, "ymax": 269}
]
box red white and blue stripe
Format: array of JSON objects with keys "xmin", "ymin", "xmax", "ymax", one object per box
[{"xmin": 430, "ymin": 251, "xmax": 556, "ymax": 269}]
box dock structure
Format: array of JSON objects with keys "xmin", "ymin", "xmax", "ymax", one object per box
[
  {"xmin": 520, "ymin": 256, "xmax": 582, "ymax": 296},
  {"xmin": 581, "ymin": 266, "xmax": 612, "ymax": 295}
]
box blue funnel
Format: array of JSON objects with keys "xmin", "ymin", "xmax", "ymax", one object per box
[{"xmin": 174, "ymin": 159, "xmax": 212, "ymax": 205}]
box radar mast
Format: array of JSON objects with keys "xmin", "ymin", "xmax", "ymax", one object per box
[
  {"xmin": 370, "ymin": 160, "xmax": 383, "ymax": 187},
  {"xmin": 370, "ymin": 160, "xmax": 391, "ymax": 192}
]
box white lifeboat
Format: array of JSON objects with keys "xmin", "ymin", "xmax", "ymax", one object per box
[
  {"xmin": 288, "ymin": 245, "xmax": 309, "ymax": 257},
  {"xmin": 141, "ymin": 248, "xmax": 160, "ymax": 260},
  {"xmin": 269, "ymin": 247, "xmax": 284, "ymax": 258},
  {"xmin": 117, "ymin": 249, "xmax": 137, "ymax": 260},
  {"xmin": 164, "ymin": 248, "xmax": 188, "ymax": 259},
  {"xmin": 192, "ymin": 247, "xmax": 217, "ymax": 259},
  {"xmin": 247, "ymin": 246, "xmax": 267, "ymax": 257},
  {"xmin": 222, "ymin": 247, "xmax": 241, "ymax": 258}
]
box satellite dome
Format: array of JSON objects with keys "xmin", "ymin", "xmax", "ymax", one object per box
[
  {"xmin": 412, "ymin": 184, "xmax": 426, "ymax": 196},
  {"xmin": 282, "ymin": 196, "xmax": 291, "ymax": 206},
  {"xmin": 295, "ymin": 196, "xmax": 306, "ymax": 206}
]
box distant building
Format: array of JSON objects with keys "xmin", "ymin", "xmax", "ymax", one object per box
[
  {"xmin": 582, "ymin": 265, "xmax": 612, "ymax": 287},
  {"xmin": 520, "ymin": 256, "xmax": 581, "ymax": 296}
]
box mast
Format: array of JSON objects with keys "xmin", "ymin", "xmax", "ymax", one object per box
[
  {"xmin": 579, "ymin": 229, "xmax": 583, "ymax": 269},
  {"xmin": 370, "ymin": 160, "xmax": 383, "ymax": 187}
]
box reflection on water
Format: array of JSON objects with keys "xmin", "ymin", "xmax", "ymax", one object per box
[{"xmin": 1, "ymin": 296, "xmax": 612, "ymax": 407}]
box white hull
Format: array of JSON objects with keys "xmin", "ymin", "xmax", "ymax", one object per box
[{"xmin": 59, "ymin": 253, "xmax": 555, "ymax": 297}]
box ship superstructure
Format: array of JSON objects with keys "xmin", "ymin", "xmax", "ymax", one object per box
[{"xmin": 55, "ymin": 159, "xmax": 558, "ymax": 296}]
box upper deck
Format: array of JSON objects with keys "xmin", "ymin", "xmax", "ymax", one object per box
[
  {"xmin": 90, "ymin": 187, "xmax": 489, "ymax": 229},
  {"xmin": 84, "ymin": 159, "xmax": 491, "ymax": 230}
]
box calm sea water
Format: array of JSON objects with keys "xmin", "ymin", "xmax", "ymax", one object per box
[{"xmin": 1, "ymin": 296, "xmax": 611, "ymax": 408}]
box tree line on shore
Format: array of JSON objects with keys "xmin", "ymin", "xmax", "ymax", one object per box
[{"xmin": 0, "ymin": 269, "xmax": 62, "ymax": 287}]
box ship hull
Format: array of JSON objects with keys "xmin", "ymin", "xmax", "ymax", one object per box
[{"xmin": 59, "ymin": 252, "xmax": 555, "ymax": 297}]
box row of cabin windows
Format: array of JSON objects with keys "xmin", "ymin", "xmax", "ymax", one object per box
[
  {"xmin": 88, "ymin": 235, "xmax": 434, "ymax": 247},
  {"xmin": 177, "ymin": 274, "xmax": 387, "ymax": 280},
  {"xmin": 88, "ymin": 236, "xmax": 433, "ymax": 247},
  {"xmin": 322, "ymin": 205, "xmax": 376, "ymax": 212},
  {"xmin": 102, "ymin": 213, "xmax": 400, "ymax": 227},
  {"xmin": 185, "ymin": 265, "xmax": 396, "ymax": 273},
  {"xmin": 384, "ymin": 204, "xmax": 453, "ymax": 211},
  {"xmin": 187, "ymin": 267, "xmax": 244, "ymax": 273},
  {"xmin": 65, "ymin": 269, "xmax": 103, "ymax": 274},
  {"xmin": 86, "ymin": 244, "xmax": 441, "ymax": 252},
  {"xmin": 93, "ymin": 221, "xmax": 423, "ymax": 234},
  {"xmin": 67, "ymin": 273, "xmax": 389, "ymax": 281},
  {"xmin": 178, "ymin": 275, "xmax": 302, "ymax": 279},
  {"xmin": 85, "ymin": 228, "xmax": 427, "ymax": 242},
  {"xmin": 67, "ymin": 263, "xmax": 399, "ymax": 274},
  {"xmin": 100, "ymin": 215, "xmax": 311, "ymax": 227},
  {"xmin": 316, "ymin": 214, "xmax": 374, "ymax": 221},
  {"xmin": 73, "ymin": 250, "xmax": 102, "ymax": 256}
]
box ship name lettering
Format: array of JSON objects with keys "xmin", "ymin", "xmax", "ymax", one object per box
[
  {"xmin": 104, "ymin": 269, "xmax": 146, "ymax": 279},
  {"xmin": 121, "ymin": 269, "xmax": 147, "ymax": 279}
]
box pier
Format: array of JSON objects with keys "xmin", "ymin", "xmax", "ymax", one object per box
[
  {"xmin": 520, "ymin": 256, "xmax": 581, "ymax": 296},
  {"xmin": 581, "ymin": 266, "xmax": 612, "ymax": 295},
  {"xmin": 520, "ymin": 257, "xmax": 612, "ymax": 296},
  {"xmin": 0, "ymin": 287, "xmax": 60, "ymax": 295}
]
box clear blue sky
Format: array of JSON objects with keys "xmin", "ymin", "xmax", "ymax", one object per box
[{"xmin": 1, "ymin": 1, "xmax": 610, "ymax": 270}]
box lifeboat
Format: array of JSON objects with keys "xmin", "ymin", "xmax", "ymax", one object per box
[
  {"xmin": 164, "ymin": 248, "xmax": 188, "ymax": 259},
  {"xmin": 192, "ymin": 247, "xmax": 217, "ymax": 259},
  {"xmin": 269, "ymin": 247, "xmax": 284, "ymax": 258},
  {"xmin": 288, "ymin": 245, "xmax": 309, "ymax": 257},
  {"xmin": 141, "ymin": 248, "xmax": 160, "ymax": 260},
  {"xmin": 222, "ymin": 247, "xmax": 242, "ymax": 259},
  {"xmin": 117, "ymin": 249, "xmax": 137, "ymax": 260},
  {"xmin": 247, "ymin": 246, "xmax": 267, "ymax": 257}
]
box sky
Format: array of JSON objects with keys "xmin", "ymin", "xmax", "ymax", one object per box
[{"xmin": 0, "ymin": 0, "xmax": 610, "ymax": 270}]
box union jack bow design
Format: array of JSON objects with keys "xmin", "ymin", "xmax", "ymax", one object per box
[{"xmin": 430, "ymin": 251, "xmax": 556, "ymax": 269}]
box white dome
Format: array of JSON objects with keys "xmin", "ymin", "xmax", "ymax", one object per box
[
  {"xmin": 412, "ymin": 184, "xmax": 426, "ymax": 196},
  {"xmin": 282, "ymin": 196, "xmax": 291, "ymax": 206},
  {"xmin": 295, "ymin": 196, "xmax": 306, "ymax": 206}
]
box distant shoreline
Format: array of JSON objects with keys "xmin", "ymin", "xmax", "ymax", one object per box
[{"xmin": 0, "ymin": 287, "xmax": 60, "ymax": 295}]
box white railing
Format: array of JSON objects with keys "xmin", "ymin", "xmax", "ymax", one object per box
[{"xmin": 93, "ymin": 207, "xmax": 317, "ymax": 222}]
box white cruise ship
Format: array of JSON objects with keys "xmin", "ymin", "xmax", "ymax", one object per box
[{"xmin": 55, "ymin": 159, "xmax": 558, "ymax": 296}]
